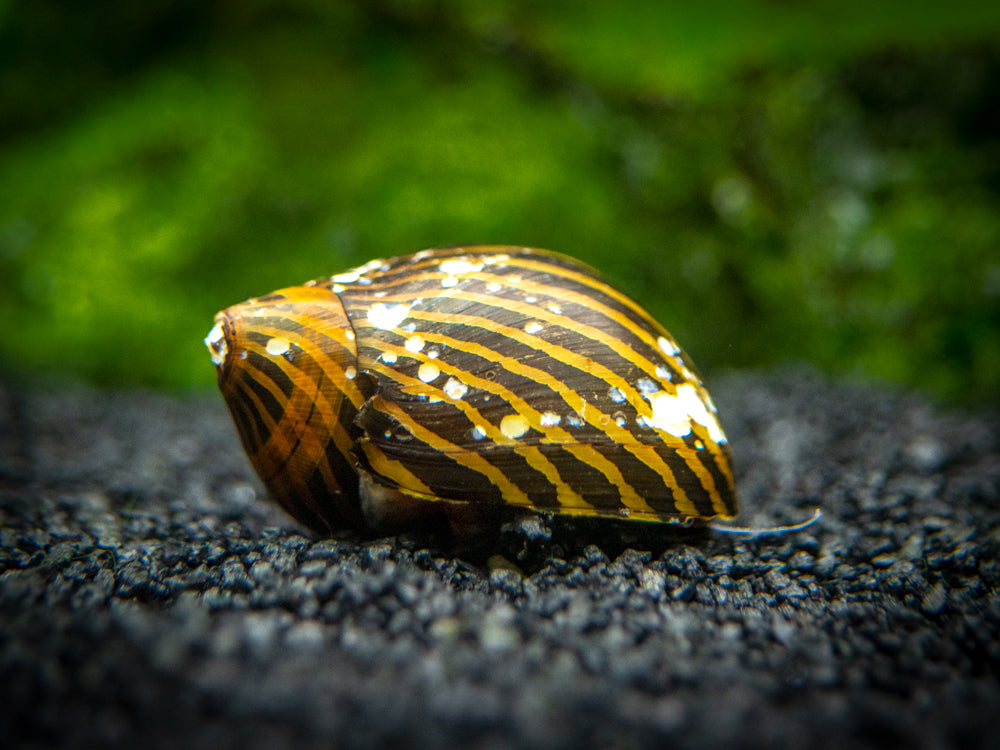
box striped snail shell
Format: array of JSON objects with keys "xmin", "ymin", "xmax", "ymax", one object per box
[{"xmin": 205, "ymin": 246, "xmax": 737, "ymax": 536}]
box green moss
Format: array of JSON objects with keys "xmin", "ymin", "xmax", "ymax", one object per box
[{"xmin": 0, "ymin": 1, "xmax": 998, "ymax": 403}]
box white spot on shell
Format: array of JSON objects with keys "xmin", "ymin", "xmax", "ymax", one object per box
[
  {"xmin": 405, "ymin": 335, "xmax": 425, "ymax": 353},
  {"xmin": 486, "ymin": 281, "xmax": 502, "ymax": 293},
  {"xmin": 205, "ymin": 322, "xmax": 226, "ymax": 366},
  {"xmin": 443, "ymin": 377, "xmax": 468, "ymax": 400},
  {"xmin": 547, "ymin": 303, "xmax": 562, "ymax": 314},
  {"xmin": 331, "ymin": 270, "xmax": 361, "ymax": 284},
  {"xmin": 345, "ymin": 366, "xmax": 357, "ymax": 380},
  {"xmin": 381, "ymin": 351, "xmax": 397, "ymax": 364},
  {"xmin": 331, "ymin": 284, "xmax": 345, "ymax": 294},
  {"xmin": 658, "ymin": 336, "xmax": 680, "ymax": 356},
  {"xmin": 500, "ymin": 414, "xmax": 530, "ymax": 439},
  {"xmin": 266, "ymin": 337, "xmax": 290, "ymax": 357},
  {"xmin": 470, "ymin": 425, "xmax": 487, "ymax": 441},
  {"xmin": 441, "ymin": 276, "xmax": 459, "ymax": 288},
  {"xmin": 345, "ymin": 330, "xmax": 355, "ymax": 341},
  {"xmin": 524, "ymin": 321, "xmax": 543, "ymax": 335},
  {"xmin": 608, "ymin": 386, "xmax": 626, "ymax": 403},
  {"xmin": 540, "ymin": 411, "xmax": 561, "ymax": 427},
  {"xmin": 439, "ymin": 259, "xmax": 484, "ymax": 275},
  {"xmin": 418, "ymin": 363, "xmax": 440, "ymax": 383},
  {"xmin": 525, "ymin": 296, "xmax": 537, "ymax": 304},
  {"xmin": 367, "ymin": 303, "xmax": 411, "ymax": 330}
]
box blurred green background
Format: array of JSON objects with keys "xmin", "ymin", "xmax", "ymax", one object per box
[{"xmin": 1, "ymin": 0, "xmax": 998, "ymax": 404}]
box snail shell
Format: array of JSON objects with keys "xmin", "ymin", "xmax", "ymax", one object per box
[{"xmin": 206, "ymin": 246, "xmax": 736, "ymax": 536}]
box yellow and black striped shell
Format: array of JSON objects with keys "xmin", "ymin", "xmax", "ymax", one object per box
[{"xmin": 206, "ymin": 246, "xmax": 736, "ymax": 535}]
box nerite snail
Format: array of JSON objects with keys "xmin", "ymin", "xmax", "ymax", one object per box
[{"xmin": 206, "ymin": 245, "xmax": 817, "ymax": 540}]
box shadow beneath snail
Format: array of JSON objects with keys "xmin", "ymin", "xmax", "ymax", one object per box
[{"xmin": 345, "ymin": 501, "xmax": 715, "ymax": 574}]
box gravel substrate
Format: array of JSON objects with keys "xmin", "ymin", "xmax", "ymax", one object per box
[{"xmin": 1, "ymin": 371, "xmax": 998, "ymax": 749}]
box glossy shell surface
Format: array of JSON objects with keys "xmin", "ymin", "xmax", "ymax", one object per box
[{"xmin": 207, "ymin": 246, "xmax": 736, "ymax": 534}]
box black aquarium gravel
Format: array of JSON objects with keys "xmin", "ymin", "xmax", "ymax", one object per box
[{"xmin": 1, "ymin": 371, "xmax": 998, "ymax": 749}]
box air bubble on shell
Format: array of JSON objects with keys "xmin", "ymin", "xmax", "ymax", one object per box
[
  {"xmin": 486, "ymin": 281, "xmax": 502, "ymax": 293},
  {"xmin": 703, "ymin": 389, "xmax": 719, "ymax": 414},
  {"xmin": 266, "ymin": 337, "xmax": 290, "ymax": 357},
  {"xmin": 444, "ymin": 377, "xmax": 468, "ymax": 400},
  {"xmin": 345, "ymin": 366, "xmax": 357, "ymax": 380},
  {"xmin": 440, "ymin": 259, "xmax": 484, "ymax": 275},
  {"xmin": 470, "ymin": 425, "xmax": 487, "ymax": 441},
  {"xmin": 500, "ymin": 414, "xmax": 530, "ymax": 439},
  {"xmin": 525, "ymin": 296, "xmax": 537, "ymax": 304},
  {"xmin": 402, "ymin": 322, "xmax": 417, "ymax": 333},
  {"xmin": 524, "ymin": 321, "xmax": 543, "ymax": 335},
  {"xmin": 441, "ymin": 276, "xmax": 459, "ymax": 288},
  {"xmin": 547, "ymin": 303, "xmax": 562, "ymax": 315},
  {"xmin": 608, "ymin": 386, "xmax": 626, "ymax": 403},
  {"xmin": 393, "ymin": 426, "xmax": 412, "ymax": 441},
  {"xmin": 647, "ymin": 390, "xmax": 691, "ymax": 438},
  {"xmin": 657, "ymin": 336, "xmax": 680, "ymax": 356},
  {"xmin": 367, "ymin": 303, "xmax": 411, "ymax": 331},
  {"xmin": 656, "ymin": 365, "xmax": 672, "ymax": 381},
  {"xmin": 405, "ymin": 335, "xmax": 425, "ymax": 353},
  {"xmin": 540, "ymin": 411, "xmax": 561, "ymax": 427},
  {"xmin": 381, "ymin": 351, "xmax": 398, "ymax": 364},
  {"xmin": 205, "ymin": 322, "xmax": 227, "ymax": 365},
  {"xmin": 427, "ymin": 347, "xmax": 440, "ymax": 359},
  {"xmin": 614, "ymin": 411, "xmax": 627, "ymax": 427},
  {"xmin": 418, "ymin": 363, "xmax": 440, "ymax": 383},
  {"xmin": 636, "ymin": 415, "xmax": 651, "ymax": 430},
  {"xmin": 566, "ymin": 413, "xmax": 584, "ymax": 427},
  {"xmin": 636, "ymin": 378, "xmax": 658, "ymax": 394},
  {"xmin": 331, "ymin": 270, "xmax": 361, "ymax": 284}
]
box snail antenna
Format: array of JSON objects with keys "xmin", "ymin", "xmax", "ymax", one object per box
[{"xmin": 708, "ymin": 508, "xmax": 822, "ymax": 537}]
